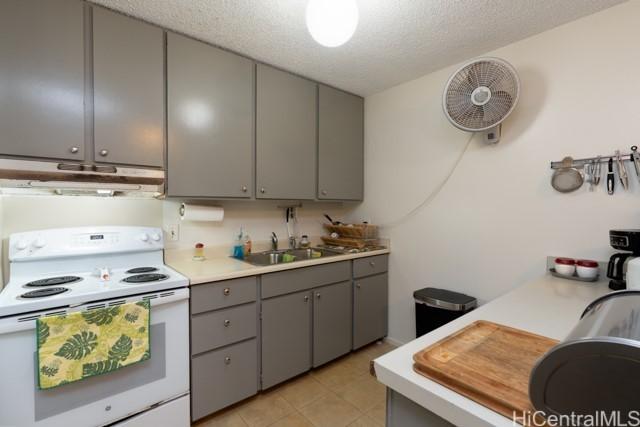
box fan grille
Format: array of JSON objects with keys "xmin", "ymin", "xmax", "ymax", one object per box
[{"xmin": 444, "ymin": 59, "xmax": 519, "ymax": 131}]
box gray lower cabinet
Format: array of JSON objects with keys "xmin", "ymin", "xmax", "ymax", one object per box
[
  {"xmin": 353, "ymin": 273, "xmax": 389, "ymax": 349},
  {"xmin": 261, "ymin": 290, "xmax": 313, "ymax": 389},
  {"xmin": 191, "ymin": 339, "xmax": 258, "ymax": 421},
  {"xmin": 313, "ymin": 281, "xmax": 353, "ymax": 367},
  {"xmin": 318, "ymin": 85, "xmax": 364, "ymax": 201},
  {"xmin": 92, "ymin": 7, "xmax": 164, "ymax": 167},
  {"xmin": 189, "ymin": 256, "xmax": 387, "ymax": 417},
  {"xmin": 167, "ymin": 32, "xmax": 253, "ymax": 198},
  {"xmin": 0, "ymin": 0, "xmax": 85, "ymax": 161},
  {"xmin": 190, "ymin": 278, "xmax": 258, "ymax": 421},
  {"xmin": 256, "ymin": 64, "xmax": 317, "ymax": 200}
]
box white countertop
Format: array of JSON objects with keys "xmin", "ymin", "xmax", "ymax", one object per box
[
  {"xmin": 165, "ymin": 247, "xmax": 390, "ymax": 285},
  {"xmin": 374, "ymin": 272, "xmax": 612, "ymax": 427}
]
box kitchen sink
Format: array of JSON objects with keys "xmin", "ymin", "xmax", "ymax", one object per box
[{"xmin": 241, "ymin": 248, "xmax": 340, "ymax": 266}]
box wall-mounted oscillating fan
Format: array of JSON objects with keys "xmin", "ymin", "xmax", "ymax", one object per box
[{"xmin": 443, "ymin": 57, "xmax": 520, "ymax": 143}]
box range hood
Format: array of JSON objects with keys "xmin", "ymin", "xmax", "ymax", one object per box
[{"xmin": 0, "ymin": 159, "xmax": 164, "ymax": 197}]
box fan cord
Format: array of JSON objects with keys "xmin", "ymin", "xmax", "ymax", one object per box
[{"xmin": 378, "ymin": 131, "xmax": 475, "ymax": 229}]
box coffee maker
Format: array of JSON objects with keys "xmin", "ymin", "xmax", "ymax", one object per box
[{"xmin": 607, "ymin": 229, "xmax": 640, "ymax": 290}]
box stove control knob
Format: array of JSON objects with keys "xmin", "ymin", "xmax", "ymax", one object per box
[
  {"xmin": 15, "ymin": 240, "xmax": 28, "ymax": 250},
  {"xmin": 150, "ymin": 233, "xmax": 161, "ymax": 242},
  {"xmin": 139, "ymin": 233, "xmax": 149, "ymax": 242},
  {"xmin": 33, "ymin": 238, "xmax": 47, "ymax": 249}
]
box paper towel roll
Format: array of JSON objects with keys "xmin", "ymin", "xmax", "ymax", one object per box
[{"xmin": 180, "ymin": 203, "xmax": 224, "ymax": 222}]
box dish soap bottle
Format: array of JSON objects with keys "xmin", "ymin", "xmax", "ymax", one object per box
[{"xmin": 232, "ymin": 228, "xmax": 245, "ymax": 260}]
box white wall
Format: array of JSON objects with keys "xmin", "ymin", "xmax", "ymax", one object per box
[{"xmin": 352, "ymin": 0, "xmax": 640, "ymax": 344}]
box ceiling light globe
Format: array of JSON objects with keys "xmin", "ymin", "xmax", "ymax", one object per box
[{"xmin": 306, "ymin": 0, "xmax": 359, "ymax": 48}]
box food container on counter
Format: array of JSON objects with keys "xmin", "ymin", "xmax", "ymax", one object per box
[
  {"xmin": 554, "ymin": 257, "xmax": 576, "ymax": 276},
  {"xmin": 576, "ymin": 259, "xmax": 599, "ymax": 279}
]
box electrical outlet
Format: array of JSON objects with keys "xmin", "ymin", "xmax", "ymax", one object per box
[{"xmin": 167, "ymin": 224, "xmax": 180, "ymax": 241}]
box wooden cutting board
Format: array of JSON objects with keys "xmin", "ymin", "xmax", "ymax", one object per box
[{"xmin": 413, "ymin": 321, "xmax": 558, "ymax": 423}]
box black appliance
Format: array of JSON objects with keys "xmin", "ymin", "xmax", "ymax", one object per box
[
  {"xmin": 413, "ymin": 287, "xmax": 477, "ymax": 337},
  {"xmin": 607, "ymin": 229, "xmax": 640, "ymax": 290}
]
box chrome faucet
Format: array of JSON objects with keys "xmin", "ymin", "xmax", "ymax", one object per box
[{"xmin": 270, "ymin": 232, "xmax": 278, "ymax": 251}]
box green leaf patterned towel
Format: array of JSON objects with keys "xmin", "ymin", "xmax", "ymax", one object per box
[{"xmin": 36, "ymin": 300, "xmax": 150, "ymax": 390}]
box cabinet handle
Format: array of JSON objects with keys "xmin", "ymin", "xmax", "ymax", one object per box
[
  {"xmin": 316, "ymin": 292, "xmax": 321, "ymax": 299},
  {"xmin": 242, "ymin": 186, "xmax": 248, "ymax": 193},
  {"xmin": 260, "ymin": 187, "xmax": 266, "ymax": 194},
  {"xmin": 224, "ymin": 319, "xmax": 231, "ymax": 327},
  {"xmin": 304, "ymin": 295, "xmax": 309, "ymax": 302},
  {"xmin": 99, "ymin": 149, "xmax": 109, "ymax": 157},
  {"xmin": 356, "ymin": 283, "xmax": 361, "ymax": 289},
  {"xmin": 321, "ymin": 190, "xmax": 328, "ymax": 196},
  {"xmin": 224, "ymin": 357, "xmax": 231, "ymax": 365},
  {"xmin": 223, "ymin": 288, "xmax": 231, "ymax": 296},
  {"xmin": 369, "ymin": 261, "xmax": 376, "ymax": 267},
  {"xmin": 70, "ymin": 146, "xmax": 79, "ymax": 154}
]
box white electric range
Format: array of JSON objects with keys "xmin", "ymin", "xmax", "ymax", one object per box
[{"xmin": 0, "ymin": 226, "xmax": 190, "ymax": 427}]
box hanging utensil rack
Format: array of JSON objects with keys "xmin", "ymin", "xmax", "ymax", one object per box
[{"xmin": 550, "ymin": 152, "xmax": 634, "ymax": 169}]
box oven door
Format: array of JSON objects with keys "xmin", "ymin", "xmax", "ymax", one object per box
[{"xmin": 0, "ymin": 288, "xmax": 190, "ymax": 427}]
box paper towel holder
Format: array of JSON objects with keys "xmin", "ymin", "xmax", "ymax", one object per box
[{"xmin": 179, "ymin": 203, "xmax": 224, "ymax": 222}]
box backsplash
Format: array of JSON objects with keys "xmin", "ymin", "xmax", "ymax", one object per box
[
  {"xmin": 0, "ymin": 195, "xmax": 359, "ymax": 286},
  {"xmin": 162, "ymin": 200, "xmax": 356, "ymax": 251},
  {"xmin": 0, "ymin": 195, "xmax": 163, "ymax": 286}
]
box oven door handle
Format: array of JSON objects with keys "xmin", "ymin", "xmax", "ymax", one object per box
[{"xmin": 0, "ymin": 287, "xmax": 189, "ymax": 335}]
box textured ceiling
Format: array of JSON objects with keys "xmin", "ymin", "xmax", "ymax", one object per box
[{"xmin": 89, "ymin": 0, "xmax": 626, "ymax": 96}]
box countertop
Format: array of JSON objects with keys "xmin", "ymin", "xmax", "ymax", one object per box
[
  {"xmin": 165, "ymin": 247, "xmax": 390, "ymax": 285},
  {"xmin": 374, "ymin": 272, "xmax": 612, "ymax": 427}
]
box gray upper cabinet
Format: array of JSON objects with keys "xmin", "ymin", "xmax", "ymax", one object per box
[
  {"xmin": 318, "ymin": 85, "xmax": 364, "ymax": 201},
  {"xmin": 0, "ymin": 0, "xmax": 85, "ymax": 161},
  {"xmin": 167, "ymin": 33, "xmax": 253, "ymax": 198},
  {"xmin": 93, "ymin": 7, "xmax": 164, "ymax": 168},
  {"xmin": 313, "ymin": 281, "xmax": 352, "ymax": 367},
  {"xmin": 261, "ymin": 290, "xmax": 312, "ymax": 389},
  {"xmin": 256, "ymin": 65, "xmax": 317, "ymax": 200}
]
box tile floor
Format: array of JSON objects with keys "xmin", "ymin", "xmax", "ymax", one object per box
[{"xmin": 194, "ymin": 341, "xmax": 396, "ymax": 427}]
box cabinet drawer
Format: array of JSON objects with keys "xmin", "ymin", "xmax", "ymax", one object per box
[
  {"xmin": 191, "ymin": 339, "xmax": 258, "ymax": 421},
  {"xmin": 261, "ymin": 261, "xmax": 350, "ymax": 299},
  {"xmin": 191, "ymin": 276, "xmax": 257, "ymax": 314},
  {"xmin": 353, "ymin": 255, "xmax": 388, "ymax": 278},
  {"xmin": 191, "ymin": 303, "xmax": 257, "ymax": 355}
]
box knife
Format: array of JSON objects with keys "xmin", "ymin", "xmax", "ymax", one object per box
[
  {"xmin": 631, "ymin": 146, "xmax": 640, "ymax": 183},
  {"xmin": 593, "ymin": 156, "xmax": 601, "ymax": 186},
  {"xmin": 616, "ymin": 150, "xmax": 629, "ymax": 190},
  {"xmin": 607, "ymin": 157, "xmax": 615, "ymax": 195}
]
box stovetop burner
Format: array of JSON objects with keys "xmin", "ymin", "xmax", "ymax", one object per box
[
  {"xmin": 125, "ymin": 267, "xmax": 158, "ymax": 274},
  {"xmin": 20, "ymin": 287, "xmax": 70, "ymax": 299},
  {"xmin": 25, "ymin": 276, "xmax": 83, "ymax": 287},
  {"xmin": 122, "ymin": 273, "xmax": 169, "ymax": 284}
]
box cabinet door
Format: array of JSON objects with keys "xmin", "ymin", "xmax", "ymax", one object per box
[
  {"xmin": 191, "ymin": 339, "xmax": 258, "ymax": 421},
  {"xmin": 256, "ymin": 65, "xmax": 316, "ymax": 200},
  {"xmin": 93, "ymin": 7, "xmax": 164, "ymax": 167},
  {"xmin": 261, "ymin": 290, "xmax": 312, "ymax": 389},
  {"xmin": 353, "ymin": 273, "xmax": 388, "ymax": 349},
  {"xmin": 167, "ymin": 33, "xmax": 253, "ymax": 198},
  {"xmin": 0, "ymin": 0, "xmax": 85, "ymax": 161},
  {"xmin": 318, "ymin": 85, "xmax": 364, "ymax": 200},
  {"xmin": 313, "ymin": 281, "xmax": 352, "ymax": 367}
]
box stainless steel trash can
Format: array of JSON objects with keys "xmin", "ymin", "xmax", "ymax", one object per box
[{"xmin": 414, "ymin": 287, "xmax": 477, "ymax": 338}]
